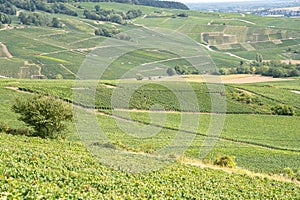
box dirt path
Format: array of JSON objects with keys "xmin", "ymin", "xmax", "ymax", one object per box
[
  {"xmin": 59, "ymin": 64, "xmax": 80, "ymax": 79},
  {"xmin": 180, "ymin": 158, "xmax": 299, "ymax": 185},
  {"xmin": 0, "ymin": 43, "xmax": 13, "ymax": 58},
  {"xmin": 224, "ymin": 52, "xmax": 249, "ymax": 61},
  {"xmin": 140, "ymin": 55, "xmax": 209, "ymax": 67}
]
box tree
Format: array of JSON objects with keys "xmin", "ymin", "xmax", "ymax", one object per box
[
  {"xmin": 255, "ymin": 53, "xmax": 263, "ymax": 63},
  {"xmin": 52, "ymin": 17, "xmax": 62, "ymax": 28},
  {"xmin": 95, "ymin": 5, "xmax": 101, "ymax": 12},
  {"xmin": 136, "ymin": 73, "xmax": 144, "ymax": 80},
  {"xmin": 12, "ymin": 95, "xmax": 72, "ymax": 139},
  {"xmin": 166, "ymin": 68, "xmax": 176, "ymax": 76}
]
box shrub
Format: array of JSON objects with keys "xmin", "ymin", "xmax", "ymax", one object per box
[
  {"xmin": 214, "ymin": 156, "xmax": 236, "ymax": 168},
  {"xmin": 271, "ymin": 105, "xmax": 295, "ymax": 116},
  {"xmin": 0, "ymin": 122, "xmax": 31, "ymax": 136},
  {"xmin": 12, "ymin": 95, "xmax": 72, "ymax": 139},
  {"xmin": 136, "ymin": 73, "xmax": 144, "ymax": 80},
  {"xmin": 166, "ymin": 68, "xmax": 176, "ymax": 76},
  {"xmin": 282, "ymin": 167, "xmax": 295, "ymax": 179},
  {"xmin": 296, "ymin": 170, "xmax": 300, "ymax": 181}
]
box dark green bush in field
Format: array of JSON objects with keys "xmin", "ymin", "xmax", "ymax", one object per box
[
  {"xmin": 0, "ymin": 122, "xmax": 31, "ymax": 136},
  {"xmin": 214, "ymin": 156, "xmax": 236, "ymax": 168},
  {"xmin": 271, "ymin": 105, "xmax": 295, "ymax": 116},
  {"xmin": 12, "ymin": 95, "xmax": 72, "ymax": 139},
  {"xmin": 282, "ymin": 167, "xmax": 295, "ymax": 179}
]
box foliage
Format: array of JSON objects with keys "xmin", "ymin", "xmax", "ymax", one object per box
[
  {"xmin": 18, "ymin": 12, "xmax": 62, "ymax": 28},
  {"xmin": 84, "ymin": 7, "xmax": 142, "ymax": 24},
  {"xmin": 0, "ymin": 12, "xmax": 11, "ymax": 24},
  {"xmin": 166, "ymin": 67, "xmax": 176, "ymax": 76},
  {"xmin": 137, "ymin": 0, "xmax": 189, "ymax": 10},
  {"xmin": 174, "ymin": 65, "xmax": 199, "ymax": 75},
  {"xmin": 0, "ymin": 1, "xmax": 16, "ymax": 15},
  {"xmin": 177, "ymin": 12, "xmax": 188, "ymax": 17},
  {"xmin": 282, "ymin": 167, "xmax": 295, "ymax": 179},
  {"xmin": 0, "ymin": 133, "xmax": 299, "ymax": 199},
  {"xmin": 12, "ymin": 95, "xmax": 72, "ymax": 139},
  {"xmin": 213, "ymin": 156, "xmax": 236, "ymax": 168},
  {"xmin": 136, "ymin": 73, "xmax": 144, "ymax": 80},
  {"xmin": 271, "ymin": 105, "xmax": 295, "ymax": 116},
  {"xmin": 218, "ymin": 60, "xmax": 300, "ymax": 78},
  {"xmin": 95, "ymin": 27, "xmax": 120, "ymax": 37},
  {"xmin": 0, "ymin": 122, "xmax": 31, "ymax": 136}
]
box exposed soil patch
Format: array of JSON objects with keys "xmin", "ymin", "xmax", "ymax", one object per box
[
  {"xmin": 159, "ymin": 74, "xmax": 292, "ymax": 84},
  {"xmin": 291, "ymin": 90, "xmax": 300, "ymax": 94},
  {"xmin": 0, "ymin": 43, "xmax": 12, "ymax": 58}
]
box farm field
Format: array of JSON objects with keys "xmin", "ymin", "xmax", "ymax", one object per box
[
  {"xmin": 1, "ymin": 78, "xmax": 300, "ymax": 174},
  {"xmin": 0, "ymin": 2, "xmax": 299, "ymax": 79},
  {"xmin": 0, "ymin": 0, "xmax": 300, "ymax": 198},
  {"xmin": 1, "ymin": 132, "xmax": 299, "ymax": 199},
  {"xmin": 0, "ymin": 79, "xmax": 300, "ymax": 198}
]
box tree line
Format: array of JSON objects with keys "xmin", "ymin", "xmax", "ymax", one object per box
[
  {"xmin": 46, "ymin": 0, "xmax": 189, "ymax": 10},
  {"xmin": 19, "ymin": 12, "xmax": 62, "ymax": 28},
  {"xmin": 0, "ymin": 0, "xmax": 78, "ymax": 16},
  {"xmin": 84, "ymin": 5, "xmax": 142, "ymax": 24},
  {"xmin": 218, "ymin": 60, "xmax": 300, "ymax": 78}
]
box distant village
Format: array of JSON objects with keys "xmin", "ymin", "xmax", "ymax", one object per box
[{"xmin": 254, "ymin": 7, "xmax": 300, "ymax": 17}]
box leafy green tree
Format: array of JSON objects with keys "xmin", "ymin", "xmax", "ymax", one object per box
[
  {"xmin": 12, "ymin": 95, "xmax": 72, "ymax": 139},
  {"xmin": 52, "ymin": 17, "xmax": 62, "ymax": 28},
  {"xmin": 95, "ymin": 5, "xmax": 101, "ymax": 12},
  {"xmin": 136, "ymin": 73, "xmax": 144, "ymax": 80}
]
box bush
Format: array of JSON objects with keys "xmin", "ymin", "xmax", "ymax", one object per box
[
  {"xmin": 271, "ymin": 105, "xmax": 295, "ymax": 116},
  {"xmin": 296, "ymin": 170, "xmax": 300, "ymax": 181},
  {"xmin": 12, "ymin": 95, "xmax": 72, "ymax": 139},
  {"xmin": 136, "ymin": 73, "xmax": 144, "ymax": 80},
  {"xmin": 214, "ymin": 156, "xmax": 236, "ymax": 168},
  {"xmin": 282, "ymin": 167, "xmax": 295, "ymax": 179},
  {"xmin": 0, "ymin": 122, "xmax": 31, "ymax": 136},
  {"xmin": 166, "ymin": 68, "xmax": 176, "ymax": 76}
]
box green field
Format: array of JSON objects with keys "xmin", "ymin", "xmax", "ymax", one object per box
[
  {"xmin": 1, "ymin": 132, "xmax": 299, "ymax": 199},
  {"xmin": 1, "ymin": 79, "xmax": 299, "ymax": 174},
  {"xmin": 0, "ymin": 1, "xmax": 300, "ymax": 198},
  {"xmin": 0, "ymin": 1, "xmax": 299, "ymax": 79}
]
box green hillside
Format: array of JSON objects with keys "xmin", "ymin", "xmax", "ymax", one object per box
[
  {"xmin": 0, "ymin": 79, "xmax": 300, "ymax": 198},
  {"xmin": 0, "ymin": 1, "xmax": 299, "ymax": 79},
  {"xmin": 0, "ymin": 1, "xmax": 300, "ymax": 198}
]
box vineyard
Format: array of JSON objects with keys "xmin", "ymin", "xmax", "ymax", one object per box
[
  {"xmin": 0, "ymin": 1, "xmax": 300, "ymax": 198},
  {"xmin": 1, "ymin": 133, "xmax": 299, "ymax": 199},
  {"xmin": 0, "ymin": 2, "xmax": 299, "ymax": 78},
  {"xmin": 1, "ymin": 79, "xmax": 300, "ymax": 174}
]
